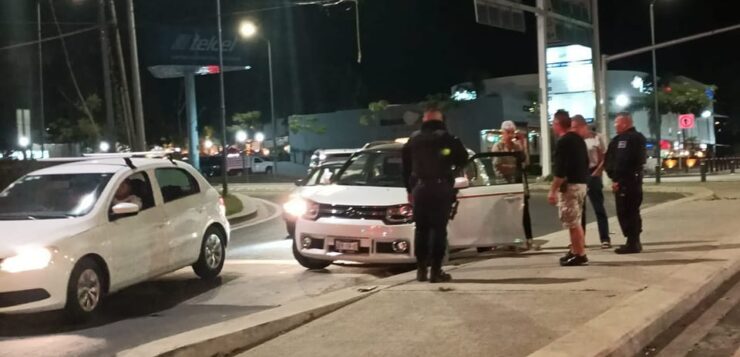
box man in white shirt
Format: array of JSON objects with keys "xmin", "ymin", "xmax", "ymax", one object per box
[
  {"xmin": 573, "ymin": 115, "xmax": 611, "ymax": 249},
  {"xmin": 112, "ymin": 179, "xmax": 142, "ymax": 209}
]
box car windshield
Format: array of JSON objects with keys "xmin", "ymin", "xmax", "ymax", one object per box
[
  {"xmin": 335, "ymin": 150, "xmax": 404, "ymax": 187},
  {"xmin": 0, "ymin": 173, "xmax": 113, "ymax": 220}
]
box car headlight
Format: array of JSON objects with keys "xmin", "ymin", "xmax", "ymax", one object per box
[
  {"xmin": 304, "ymin": 201, "xmax": 320, "ymax": 220},
  {"xmin": 385, "ymin": 204, "xmax": 414, "ymax": 224},
  {"xmin": 283, "ymin": 197, "xmax": 308, "ymax": 217},
  {"xmin": 0, "ymin": 247, "xmax": 53, "ymax": 273}
]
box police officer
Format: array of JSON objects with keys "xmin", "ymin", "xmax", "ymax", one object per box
[
  {"xmin": 402, "ymin": 108, "xmax": 468, "ymax": 283},
  {"xmin": 605, "ymin": 112, "xmax": 647, "ymax": 254}
]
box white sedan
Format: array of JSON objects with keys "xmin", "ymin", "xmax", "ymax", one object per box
[
  {"xmin": 0, "ymin": 157, "xmax": 229, "ymax": 320},
  {"xmin": 286, "ymin": 143, "xmax": 528, "ymax": 269}
]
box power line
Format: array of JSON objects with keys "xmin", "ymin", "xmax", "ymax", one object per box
[{"xmin": 0, "ymin": 25, "xmax": 99, "ymax": 51}]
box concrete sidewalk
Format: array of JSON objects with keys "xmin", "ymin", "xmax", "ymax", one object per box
[{"xmin": 237, "ymin": 182, "xmax": 740, "ymax": 357}]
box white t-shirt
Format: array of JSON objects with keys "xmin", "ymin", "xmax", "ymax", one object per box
[{"xmin": 584, "ymin": 133, "xmax": 607, "ymax": 169}]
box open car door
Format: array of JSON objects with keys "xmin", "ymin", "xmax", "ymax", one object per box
[{"xmin": 448, "ymin": 152, "xmax": 529, "ymax": 249}]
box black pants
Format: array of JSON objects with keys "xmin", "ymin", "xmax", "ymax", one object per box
[
  {"xmin": 615, "ymin": 181, "xmax": 643, "ymax": 246},
  {"xmin": 412, "ymin": 181, "xmax": 454, "ymax": 270},
  {"xmin": 587, "ymin": 175, "xmax": 610, "ymax": 242}
]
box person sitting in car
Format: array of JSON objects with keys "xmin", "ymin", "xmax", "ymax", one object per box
[{"xmin": 112, "ymin": 179, "xmax": 142, "ymax": 209}]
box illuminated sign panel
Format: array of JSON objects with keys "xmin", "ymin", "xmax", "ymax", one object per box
[{"xmin": 546, "ymin": 44, "xmax": 595, "ymax": 122}]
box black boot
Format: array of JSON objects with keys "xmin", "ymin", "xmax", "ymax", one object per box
[
  {"xmin": 416, "ymin": 261, "xmax": 428, "ymax": 282},
  {"xmin": 429, "ymin": 264, "xmax": 451, "ymax": 283},
  {"xmin": 615, "ymin": 236, "xmax": 642, "ymax": 254}
]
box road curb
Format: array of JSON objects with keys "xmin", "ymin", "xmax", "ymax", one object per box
[
  {"xmin": 116, "ymin": 269, "xmax": 419, "ymax": 357},
  {"xmin": 226, "ymin": 193, "xmax": 259, "ymax": 226}
]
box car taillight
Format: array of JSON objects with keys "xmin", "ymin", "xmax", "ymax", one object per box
[{"xmin": 385, "ymin": 204, "xmax": 413, "ymax": 224}]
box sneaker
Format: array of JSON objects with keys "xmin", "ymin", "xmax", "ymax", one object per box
[
  {"xmin": 559, "ymin": 251, "xmax": 575, "ymax": 263},
  {"xmin": 416, "ymin": 267, "xmax": 428, "ymax": 282},
  {"xmin": 560, "ymin": 254, "xmax": 589, "ymax": 266},
  {"xmin": 430, "ymin": 270, "xmax": 452, "ymax": 283},
  {"xmin": 601, "ymin": 241, "xmax": 612, "ymax": 249},
  {"xmin": 614, "ymin": 245, "xmax": 642, "ymax": 254}
]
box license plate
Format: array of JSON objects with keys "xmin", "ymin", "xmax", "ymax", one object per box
[{"xmin": 335, "ymin": 240, "xmax": 359, "ymax": 252}]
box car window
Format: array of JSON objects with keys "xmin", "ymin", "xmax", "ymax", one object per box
[
  {"xmin": 254, "ymin": 157, "xmax": 263, "ymax": 163},
  {"xmin": 112, "ymin": 172, "xmax": 155, "ymax": 212},
  {"xmin": 155, "ymin": 168, "xmax": 200, "ymax": 203},
  {"xmin": 465, "ymin": 154, "xmax": 522, "ymax": 187},
  {"xmin": 335, "ymin": 151, "xmax": 403, "ymax": 187},
  {"xmin": 304, "ymin": 168, "xmax": 322, "ymax": 186}
]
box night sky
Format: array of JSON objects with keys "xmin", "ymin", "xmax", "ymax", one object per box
[{"xmin": 0, "ymin": 0, "xmax": 739, "ymax": 148}]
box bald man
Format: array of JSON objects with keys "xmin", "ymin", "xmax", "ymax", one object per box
[
  {"xmin": 605, "ymin": 112, "xmax": 647, "ymax": 254},
  {"xmin": 402, "ymin": 109, "xmax": 468, "ymax": 283}
]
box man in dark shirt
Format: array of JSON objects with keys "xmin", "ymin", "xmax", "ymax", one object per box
[
  {"xmin": 402, "ymin": 109, "xmax": 468, "ymax": 283},
  {"xmin": 548, "ymin": 110, "xmax": 590, "ymax": 266},
  {"xmin": 605, "ymin": 112, "xmax": 647, "ymax": 254}
]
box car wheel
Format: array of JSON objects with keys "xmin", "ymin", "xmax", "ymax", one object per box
[
  {"xmin": 65, "ymin": 258, "xmax": 104, "ymax": 321},
  {"xmin": 292, "ymin": 240, "xmax": 331, "ymax": 270},
  {"xmin": 193, "ymin": 227, "xmax": 226, "ymax": 280},
  {"xmin": 265, "ymin": 167, "xmax": 273, "ymax": 175}
]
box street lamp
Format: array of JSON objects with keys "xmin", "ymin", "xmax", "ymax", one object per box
[
  {"xmin": 255, "ymin": 132, "xmax": 265, "ymax": 143},
  {"xmin": 99, "ymin": 141, "xmax": 110, "ymax": 152},
  {"xmin": 236, "ymin": 130, "xmax": 248, "ymax": 143},
  {"xmin": 19, "ymin": 137, "xmax": 30, "ymax": 148},
  {"xmin": 615, "ymin": 94, "xmax": 631, "ymax": 108},
  {"xmin": 204, "ymin": 139, "xmax": 214, "ymax": 150},
  {"xmin": 650, "ymin": 0, "xmax": 662, "ymax": 183},
  {"xmin": 239, "ymin": 20, "xmax": 277, "ymax": 176},
  {"xmin": 701, "ymin": 110, "xmax": 712, "ymax": 119}
]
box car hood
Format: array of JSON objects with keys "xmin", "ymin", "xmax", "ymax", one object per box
[
  {"xmin": 0, "ymin": 219, "xmax": 93, "ymax": 259},
  {"xmin": 299, "ymin": 185, "xmax": 407, "ymax": 206}
]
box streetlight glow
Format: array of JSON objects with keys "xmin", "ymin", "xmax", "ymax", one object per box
[
  {"xmin": 18, "ymin": 136, "xmax": 30, "ymax": 148},
  {"xmin": 701, "ymin": 110, "xmax": 712, "ymax": 119},
  {"xmin": 239, "ymin": 21, "xmax": 258, "ymax": 38},
  {"xmin": 99, "ymin": 141, "xmax": 110, "ymax": 152},
  {"xmin": 236, "ymin": 130, "xmax": 248, "ymax": 143},
  {"xmin": 204, "ymin": 139, "xmax": 214, "ymax": 149},
  {"xmin": 615, "ymin": 94, "xmax": 630, "ymax": 108},
  {"xmin": 255, "ymin": 132, "xmax": 265, "ymax": 143}
]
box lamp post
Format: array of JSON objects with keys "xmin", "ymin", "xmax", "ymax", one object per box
[
  {"xmin": 239, "ymin": 20, "xmax": 277, "ymax": 176},
  {"xmin": 650, "ymin": 0, "xmax": 662, "ymax": 183},
  {"xmin": 217, "ymin": 0, "xmax": 228, "ymax": 195}
]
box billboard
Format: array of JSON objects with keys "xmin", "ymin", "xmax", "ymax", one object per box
[
  {"xmin": 546, "ymin": 44, "xmax": 595, "ymax": 122},
  {"xmin": 474, "ymin": 0, "xmax": 526, "ymax": 33}
]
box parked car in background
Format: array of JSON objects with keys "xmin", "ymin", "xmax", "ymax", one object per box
[
  {"xmin": 226, "ymin": 155, "xmax": 273, "ymax": 174},
  {"xmin": 0, "ymin": 157, "xmax": 229, "ymax": 320},
  {"xmin": 283, "ymin": 162, "xmax": 345, "ymax": 237},
  {"xmin": 308, "ymin": 149, "xmax": 358, "ymax": 172}
]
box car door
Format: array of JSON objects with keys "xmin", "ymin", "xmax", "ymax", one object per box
[
  {"xmin": 107, "ymin": 171, "xmax": 168, "ymax": 288},
  {"xmin": 448, "ymin": 152, "xmax": 528, "ymax": 248},
  {"xmin": 153, "ymin": 167, "xmax": 204, "ymax": 270},
  {"xmin": 253, "ymin": 157, "xmax": 264, "ymax": 172}
]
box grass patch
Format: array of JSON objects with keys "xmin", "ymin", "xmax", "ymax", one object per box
[{"xmin": 223, "ymin": 194, "xmax": 244, "ymax": 216}]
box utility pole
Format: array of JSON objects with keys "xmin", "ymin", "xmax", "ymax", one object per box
[
  {"xmin": 108, "ymin": 0, "xmax": 135, "ymax": 148},
  {"xmin": 37, "ymin": 0, "xmax": 45, "ymax": 157},
  {"xmin": 127, "ymin": 0, "xmax": 146, "ymax": 151},
  {"xmin": 649, "ymin": 1, "xmax": 661, "ymax": 183},
  {"xmin": 99, "ymin": 0, "xmax": 115, "ymax": 150},
  {"xmin": 536, "ymin": 0, "xmax": 550, "ymax": 177},
  {"xmin": 267, "ymin": 39, "xmax": 277, "ymax": 176},
  {"xmin": 217, "ymin": 0, "xmax": 229, "ymax": 196}
]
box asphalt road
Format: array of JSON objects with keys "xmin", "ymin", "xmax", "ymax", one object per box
[{"xmin": 0, "ymin": 187, "xmax": 683, "ymax": 357}]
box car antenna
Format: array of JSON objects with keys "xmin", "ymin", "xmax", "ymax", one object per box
[{"xmin": 124, "ymin": 157, "xmax": 137, "ymax": 169}]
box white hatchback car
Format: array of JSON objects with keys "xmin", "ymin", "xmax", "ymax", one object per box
[
  {"xmin": 0, "ymin": 157, "xmax": 229, "ymax": 319},
  {"xmin": 289, "ymin": 143, "xmax": 528, "ymax": 269}
]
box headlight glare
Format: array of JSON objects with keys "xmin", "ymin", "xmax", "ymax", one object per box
[{"xmin": 1, "ymin": 247, "xmax": 53, "ymax": 273}]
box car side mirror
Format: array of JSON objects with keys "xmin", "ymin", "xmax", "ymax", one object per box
[
  {"xmin": 111, "ymin": 202, "xmax": 140, "ymax": 219},
  {"xmin": 294, "ymin": 179, "xmax": 305, "ymax": 186},
  {"xmin": 454, "ymin": 177, "xmax": 470, "ymax": 189}
]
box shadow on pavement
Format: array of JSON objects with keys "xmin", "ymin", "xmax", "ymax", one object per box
[
  {"xmin": 591, "ymin": 258, "xmax": 726, "ymax": 267},
  {"xmin": 0, "ymin": 273, "xmax": 239, "ymax": 337},
  {"xmin": 641, "ymin": 243, "xmax": 740, "ymax": 254},
  {"xmin": 450, "ymin": 277, "xmax": 585, "ymax": 285}
]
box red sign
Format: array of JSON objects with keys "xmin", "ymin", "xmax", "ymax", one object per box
[{"xmin": 678, "ymin": 114, "xmax": 695, "ymax": 129}]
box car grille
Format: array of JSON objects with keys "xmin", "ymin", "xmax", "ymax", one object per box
[{"xmin": 318, "ymin": 204, "xmax": 387, "ymax": 221}]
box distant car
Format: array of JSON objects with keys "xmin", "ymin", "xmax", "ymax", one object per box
[
  {"xmin": 309, "ymin": 149, "xmax": 358, "ymax": 172},
  {"xmin": 0, "ymin": 157, "xmax": 229, "ymax": 319},
  {"xmin": 283, "ymin": 162, "xmax": 345, "ymax": 237},
  {"xmin": 289, "ymin": 144, "xmax": 529, "ymax": 269}
]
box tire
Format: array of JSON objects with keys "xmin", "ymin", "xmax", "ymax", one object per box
[
  {"xmin": 292, "ymin": 240, "xmax": 331, "ymax": 270},
  {"xmin": 265, "ymin": 167, "xmax": 273, "ymax": 175},
  {"xmin": 193, "ymin": 227, "xmax": 226, "ymax": 280},
  {"xmin": 65, "ymin": 258, "xmax": 104, "ymax": 322}
]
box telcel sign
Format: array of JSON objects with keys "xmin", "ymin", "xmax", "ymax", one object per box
[{"xmin": 170, "ymin": 34, "xmax": 238, "ymax": 53}]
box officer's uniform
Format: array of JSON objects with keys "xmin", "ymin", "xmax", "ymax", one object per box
[
  {"xmin": 402, "ymin": 120, "xmax": 468, "ymax": 282},
  {"xmin": 605, "ymin": 127, "xmax": 647, "ymax": 252}
]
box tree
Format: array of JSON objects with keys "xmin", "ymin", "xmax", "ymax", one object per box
[
  {"xmin": 359, "ymin": 100, "xmax": 389, "ymax": 126},
  {"xmin": 420, "ymin": 93, "xmax": 460, "ymax": 112},
  {"xmin": 47, "ymin": 94, "xmax": 102, "ymax": 148},
  {"xmin": 635, "ymin": 79, "xmax": 716, "ymax": 140},
  {"xmin": 232, "ymin": 111, "xmax": 262, "ymax": 130},
  {"xmin": 288, "ymin": 116, "xmax": 326, "ymax": 135}
]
